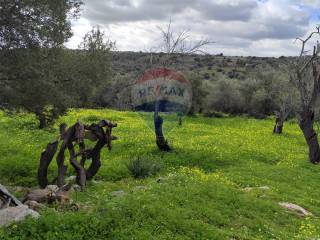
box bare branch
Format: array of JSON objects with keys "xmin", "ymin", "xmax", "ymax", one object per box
[
  {"xmin": 297, "ymin": 26, "xmax": 320, "ymax": 57},
  {"xmin": 156, "ymin": 20, "xmax": 214, "ymax": 58}
]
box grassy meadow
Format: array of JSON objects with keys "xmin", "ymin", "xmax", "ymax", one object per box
[{"xmin": 0, "ymin": 109, "xmax": 320, "ymax": 239}]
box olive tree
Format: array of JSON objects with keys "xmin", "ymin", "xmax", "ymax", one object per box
[
  {"xmin": 0, "ymin": 0, "xmax": 83, "ymax": 128},
  {"xmin": 146, "ymin": 20, "xmax": 212, "ymax": 151},
  {"xmin": 76, "ymin": 26, "xmax": 116, "ymax": 107},
  {"xmin": 290, "ymin": 26, "xmax": 320, "ymax": 163}
]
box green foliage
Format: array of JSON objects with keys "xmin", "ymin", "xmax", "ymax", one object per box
[
  {"xmin": 79, "ymin": 25, "xmax": 116, "ymax": 52},
  {"xmin": 205, "ymin": 76, "xmax": 245, "ymax": 114},
  {"xmin": 0, "ymin": 48, "xmax": 72, "ymax": 128},
  {"xmin": 62, "ymin": 26, "xmax": 115, "ymax": 109},
  {"xmin": 0, "ymin": 0, "xmax": 82, "ymax": 128},
  {"xmin": 98, "ymin": 73, "xmax": 134, "ymax": 110},
  {"xmin": 127, "ymin": 157, "xmax": 161, "ymax": 179},
  {"xmin": 0, "ymin": 26, "xmax": 114, "ymax": 128},
  {"xmin": 186, "ymin": 71, "xmax": 208, "ymax": 114},
  {"xmin": 204, "ymin": 65, "xmax": 299, "ymax": 118},
  {"xmin": 1, "ymin": 109, "xmax": 320, "ymax": 239},
  {"xmin": 0, "ymin": 3, "xmax": 114, "ymax": 129},
  {"xmin": 0, "ymin": 0, "xmax": 83, "ymax": 49}
]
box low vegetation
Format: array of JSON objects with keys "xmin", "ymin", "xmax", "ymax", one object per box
[
  {"xmin": 1, "ymin": 109, "xmax": 320, "ymax": 239},
  {"xmin": 127, "ymin": 157, "xmax": 161, "ymax": 179}
]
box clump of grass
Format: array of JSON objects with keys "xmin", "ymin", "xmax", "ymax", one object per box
[
  {"xmin": 127, "ymin": 157, "xmax": 161, "ymax": 179},
  {"xmin": 82, "ymin": 115, "xmax": 100, "ymax": 123}
]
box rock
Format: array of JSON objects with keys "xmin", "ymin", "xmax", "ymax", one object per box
[
  {"xmin": 24, "ymin": 189, "xmax": 52, "ymax": 203},
  {"xmin": 0, "ymin": 198, "xmax": 5, "ymax": 209},
  {"xmin": 24, "ymin": 200, "xmax": 45, "ymax": 211},
  {"xmin": 0, "ymin": 198, "xmax": 10, "ymax": 210},
  {"xmin": 110, "ymin": 190, "xmax": 126, "ymax": 197},
  {"xmin": 45, "ymin": 185, "xmax": 59, "ymax": 193},
  {"xmin": 132, "ymin": 186, "xmax": 148, "ymax": 192},
  {"xmin": 0, "ymin": 184, "xmax": 39, "ymax": 226},
  {"xmin": 25, "ymin": 186, "xmax": 72, "ymax": 204},
  {"xmin": 0, "ymin": 184, "xmax": 22, "ymax": 206},
  {"xmin": 243, "ymin": 186, "xmax": 270, "ymax": 192},
  {"xmin": 278, "ymin": 202, "xmax": 313, "ymax": 217},
  {"xmin": 24, "ymin": 185, "xmax": 60, "ymax": 204},
  {"xmin": 0, "ymin": 205, "xmax": 39, "ymax": 227}
]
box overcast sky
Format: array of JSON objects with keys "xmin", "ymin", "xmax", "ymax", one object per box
[{"xmin": 65, "ymin": 0, "xmax": 320, "ymax": 57}]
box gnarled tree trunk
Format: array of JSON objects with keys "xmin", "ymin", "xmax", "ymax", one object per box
[
  {"xmin": 68, "ymin": 143, "xmax": 86, "ymax": 188},
  {"xmin": 56, "ymin": 143, "xmax": 68, "ymax": 187},
  {"xmin": 273, "ymin": 117, "xmax": 283, "ymax": 134},
  {"xmin": 85, "ymin": 140, "xmax": 104, "ymax": 180},
  {"xmin": 154, "ymin": 115, "xmax": 171, "ymax": 151},
  {"xmin": 154, "ymin": 101, "xmax": 171, "ymax": 152},
  {"xmin": 299, "ymin": 109, "xmax": 320, "ymax": 164},
  {"xmin": 37, "ymin": 120, "xmax": 117, "ymax": 189},
  {"xmin": 37, "ymin": 113, "xmax": 47, "ymax": 129},
  {"xmin": 38, "ymin": 141, "xmax": 59, "ymax": 188}
]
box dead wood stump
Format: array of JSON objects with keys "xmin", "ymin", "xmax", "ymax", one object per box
[
  {"xmin": 38, "ymin": 141, "xmax": 59, "ymax": 188},
  {"xmin": 37, "ymin": 120, "xmax": 117, "ymax": 190}
]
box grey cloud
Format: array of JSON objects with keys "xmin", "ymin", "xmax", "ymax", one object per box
[
  {"xmin": 194, "ymin": 0, "xmax": 257, "ymax": 21},
  {"xmin": 83, "ymin": 0, "xmax": 191, "ymax": 23},
  {"xmin": 68, "ymin": 0, "xmax": 314, "ymax": 56},
  {"xmin": 82, "ymin": 0, "xmax": 309, "ymax": 41},
  {"xmin": 241, "ymin": 21, "xmax": 308, "ymax": 40},
  {"xmin": 82, "ymin": 0, "xmax": 258, "ymax": 23}
]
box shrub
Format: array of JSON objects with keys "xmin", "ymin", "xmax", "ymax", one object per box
[
  {"xmin": 127, "ymin": 157, "xmax": 161, "ymax": 179},
  {"xmin": 203, "ymin": 111, "xmax": 225, "ymax": 118},
  {"xmin": 205, "ymin": 77, "xmax": 245, "ymax": 114}
]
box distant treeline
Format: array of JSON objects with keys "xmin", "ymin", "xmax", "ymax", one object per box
[
  {"xmin": 1, "ymin": 48, "xmax": 300, "ymax": 128},
  {"xmin": 102, "ymin": 52, "xmax": 299, "ymax": 119}
]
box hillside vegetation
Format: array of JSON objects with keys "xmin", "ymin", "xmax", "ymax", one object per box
[{"xmin": 0, "ymin": 109, "xmax": 320, "ymax": 239}]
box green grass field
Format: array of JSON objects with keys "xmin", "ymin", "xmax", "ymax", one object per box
[{"xmin": 0, "ymin": 109, "xmax": 320, "ymax": 240}]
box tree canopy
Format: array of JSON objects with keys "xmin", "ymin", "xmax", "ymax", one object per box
[{"xmin": 0, "ymin": 0, "xmax": 82, "ymax": 49}]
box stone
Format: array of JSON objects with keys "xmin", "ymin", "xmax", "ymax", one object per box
[
  {"xmin": 24, "ymin": 189, "xmax": 52, "ymax": 203},
  {"xmin": 24, "ymin": 200, "xmax": 45, "ymax": 211},
  {"xmin": 132, "ymin": 186, "xmax": 148, "ymax": 192},
  {"xmin": 110, "ymin": 190, "xmax": 126, "ymax": 197},
  {"xmin": 0, "ymin": 184, "xmax": 40, "ymax": 227},
  {"xmin": 0, "ymin": 184, "xmax": 22, "ymax": 206},
  {"xmin": 0, "ymin": 205, "xmax": 39, "ymax": 227},
  {"xmin": 45, "ymin": 185, "xmax": 59, "ymax": 193},
  {"xmin": 279, "ymin": 202, "xmax": 313, "ymax": 217},
  {"xmin": 243, "ymin": 186, "xmax": 270, "ymax": 192},
  {"xmin": 0, "ymin": 198, "xmax": 5, "ymax": 209}
]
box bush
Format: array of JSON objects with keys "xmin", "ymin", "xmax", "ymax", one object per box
[
  {"xmin": 127, "ymin": 157, "xmax": 161, "ymax": 179},
  {"xmin": 203, "ymin": 111, "xmax": 226, "ymax": 118},
  {"xmin": 205, "ymin": 77, "xmax": 245, "ymax": 114}
]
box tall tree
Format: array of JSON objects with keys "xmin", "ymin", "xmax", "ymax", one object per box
[
  {"xmin": 76, "ymin": 26, "xmax": 116, "ymax": 107},
  {"xmin": 146, "ymin": 20, "xmax": 212, "ymax": 151},
  {"xmin": 0, "ymin": 0, "xmax": 82, "ymax": 49},
  {"xmin": 290, "ymin": 26, "xmax": 320, "ymax": 163},
  {"xmin": 0, "ymin": 0, "xmax": 83, "ymax": 128}
]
